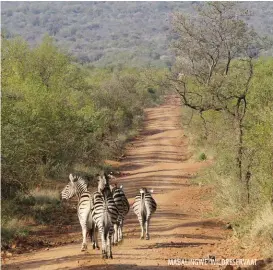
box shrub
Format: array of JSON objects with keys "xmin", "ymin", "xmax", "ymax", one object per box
[
  {"xmin": 198, "ymin": 152, "xmax": 207, "ymax": 161},
  {"xmin": 1, "ymin": 219, "xmax": 30, "ymax": 249},
  {"xmin": 250, "ymin": 203, "xmax": 273, "ymax": 255}
]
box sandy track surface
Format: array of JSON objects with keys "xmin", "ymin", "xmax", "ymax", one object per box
[{"xmin": 3, "ymin": 95, "xmax": 262, "ymax": 270}]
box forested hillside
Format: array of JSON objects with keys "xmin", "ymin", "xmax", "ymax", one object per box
[{"xmin": 2, "ymin": 1, "xmax": 273, "ymax": 67}]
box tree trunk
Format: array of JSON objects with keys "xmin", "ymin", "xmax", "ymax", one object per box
[{"xmin": 236, "ymin": 119, "xmax": 243, "ymax": 182}]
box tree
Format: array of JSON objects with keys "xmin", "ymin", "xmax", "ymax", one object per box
[
  {"xmin": 169, "ymin": 2, "xmax": 267, "ymax": 201},
  {"xmin": 170, "ymin": 2, "xmax": 261, "ymax": 180}
]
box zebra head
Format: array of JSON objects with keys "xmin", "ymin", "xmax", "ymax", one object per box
[
  {"xmin": 61, "ymin": 173, "xmax": 88, "ymax": 200},
  {"xmin": 108, "ymin": 171, "xmax": 116, "ymax": 180},
  {"xmin": 97, "ymin": 172, "xmax": 108, "ymax": 192},
  {"xmin": 140, "ymin": 187, "xmax": 148, "ymax": 194},
  {"xmin": 97, "ymin": 172, "xmax": 113, "ymax": 198}
]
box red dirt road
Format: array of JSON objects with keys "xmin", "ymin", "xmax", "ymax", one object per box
[{"xmin": 2, "ymin": 95, "xmax": 262, "ymax": 270}]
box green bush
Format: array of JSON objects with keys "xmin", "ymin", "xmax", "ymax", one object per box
[
  {"xmin": 1, "ymin": 35, "xmax": 167, "ymax": 199},
  {"xmin": 198, "ymin": 153, "xmax": 207, "ymax": 161}
]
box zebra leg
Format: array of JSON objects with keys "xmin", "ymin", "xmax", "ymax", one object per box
[
  {"xmin": 140, "ymin": 218, "xmax": 145, "ymax": 239},
  {"xmin": 113, "ymin": 223, "xmax": 118, "ymax": 245},
  {"xmin": 101, "ymin": 232, "xmax": 107, "ymax": 259},
  {"xmin": 111, "ymin": 232, "xmax": 115, "ymax": 246},
  {"xmin": 91, "ymin": 225, "xmax": 100, "ymax": 250},
  {"xmin": 111, "ymin": 226, "xmax": 115, "ymax": 246},
  {"xmin": 118, "ymin": 221, "xmax": 123, "ymax": 242},
  {"xmin": 107, "ymin": 232, "xmax": 113, "ymax": 259},
  {"xmin": 145, "ymin": 219, "xmax": 150, "ymax": 240},
  {"xmin": 81, "ymin": 224, "xmax": 88, "ymax": 251},
  {"xmin": 89, "ymin": 228, "xmax": 94, "ymax": 249},
  {"xmin": 94, "ymin": 225, "xmax": 100, "ymax": 250}
]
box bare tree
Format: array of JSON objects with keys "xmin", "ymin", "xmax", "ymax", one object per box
[{"xmin": 170, "ymin": 2, "xmax": 263, "ymax": 187}]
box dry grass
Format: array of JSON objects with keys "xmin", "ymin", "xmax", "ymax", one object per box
[
  {"xmin": 250, "ymin": 203, "xmax": 273, "ymax": 256},
  {"xmin": 30, "ymin": 188, "xmax": 60, "ymax": 205},
  {"xmin": 3, "ymin": 218, "xmax": 27, "ymax": 229},
  {"xmin": 1, "ymin": 218, "xmax": 30, "ymax": 247}
]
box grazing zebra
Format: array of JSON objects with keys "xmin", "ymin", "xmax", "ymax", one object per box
[
  {"xmin": 110, "ymin": 183, "xmax": 130, "ymax": 245},
  {"xmin": 133, "ymin": 187, "xmax": 157, "ymax": 240},
  {"xmin": 61, "ymin": 173, "xmax": 99, "ymax": 251},
  {"xmin": 92, "ymin": 173, "xmax": 119, "ymax": 259}
]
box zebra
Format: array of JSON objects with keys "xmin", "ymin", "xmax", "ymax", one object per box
[
  {"xmin": 91, "ymin": 172, "xmax": 119, "ymax": 259},
  {"xmin": 133, "ymin": 187, "xmax": 157, "ymax": 240},
  {"xmin": 110, "ymin": 183, "xmax": 130, "ymax": 245},
  {"xmin": 61, "ymin": 173, "xmax": 99, "ymax": 251}
]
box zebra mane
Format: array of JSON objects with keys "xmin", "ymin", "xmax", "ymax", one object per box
[{"xmin": 140, "ymin": 187, "xmax": 153, "ymax": 194}]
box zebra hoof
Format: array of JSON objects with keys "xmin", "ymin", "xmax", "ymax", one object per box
[
  {"xmin": 146, "ymin": 235, "xmax": 150, "ymax": 240},
  {"xmin": 93, "ymin": 243, "xmax": 100, "ymax": 250},
  {"xmin": 102, "ymin": 253, "xmax": 107, "ymax": 259},
  {"xmin": 81, "ymin": 244, "xmax": 87, "ymax": 251},
  {"xmin": 140, "ymin": 236, "xmax": 144, "ymax": 240}
]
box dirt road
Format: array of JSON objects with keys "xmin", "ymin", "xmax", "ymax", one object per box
[{"xmin": 3, "ymin": 95, "xmax": 261, "ymax": 270}]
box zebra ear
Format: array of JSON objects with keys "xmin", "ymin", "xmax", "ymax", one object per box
[
  {"xmin": 69, "ymin": 173, "xmax": 74, "ymax": 183},
  {"xmin": 120, "ymin": 185, "xmax": 123, "ymax": 189},
  {"xmin": 108, "ymin": 174, "xmax": 115, "ymax": 179},
  {"xmin": 103, "ymin": 174, "xmax": 109, "ymax": 184},
  {"xmin": 150, "ymin": 189, "xmax": 154, "ymax": 193}
]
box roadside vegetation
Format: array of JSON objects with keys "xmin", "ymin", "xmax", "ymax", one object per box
[
  {"xmin": 169, "ymin": 2, "xmax": 273, "ymax": 256},
  {"xmin": 1, "ymin": 35, "xmax": 168, "ymax": 249}
]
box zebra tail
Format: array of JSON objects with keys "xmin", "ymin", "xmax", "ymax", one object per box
[
  {"xmin": 103, "ymin": 212, "xmax": 111, "ymax": 240},
  {"xmin": 140, "ymin": 193, "xmax": 146, "ymax": 223}
]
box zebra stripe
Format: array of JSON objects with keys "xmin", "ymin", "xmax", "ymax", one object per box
[
  {"xmin": 111, "ymin": 184, "xmax": 130, "ymax": 244},
  {"xmin": 133, "ymin": 187, "xmax": 157, "ymax": 240},
  {"xmin": 92, "ymin": 173, "xmax": 119, "ymax": 259},
  {"xmin": 61, "ymin": 173, "xmax": 99, "ymax": 251}
]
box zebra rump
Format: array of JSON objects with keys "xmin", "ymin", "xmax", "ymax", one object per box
[
  {"xmin": 92, "ymin": 173, "xmax": 119, "ymax": 259},
  {"xmin": 110, "ymin": 184, "xmax": 130, "ymax": 244},
  {"xmin": 133, "ymin": 187, "xmax": 157, "ymax": 240}
]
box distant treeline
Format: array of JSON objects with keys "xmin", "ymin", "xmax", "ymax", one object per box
[{"xmin": 1, "ymin": 2, "xmax": 273, "ymax": 67}]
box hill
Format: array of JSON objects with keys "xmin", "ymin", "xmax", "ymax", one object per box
[{"xmin": 1, "ymin": 1, "xmax": 273, "ymax": 67}]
